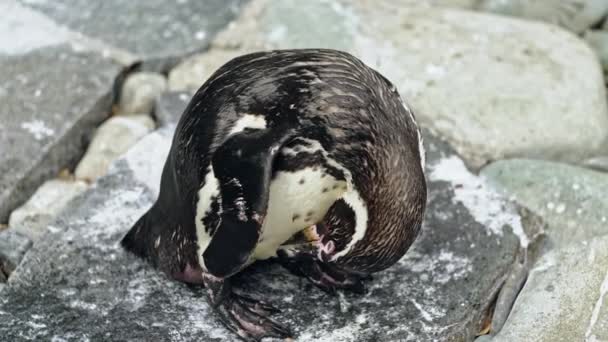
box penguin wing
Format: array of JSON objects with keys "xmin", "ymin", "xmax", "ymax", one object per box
[{"xmin": 202, "ymin": 126, "xmax": 295, "ymax": 278}]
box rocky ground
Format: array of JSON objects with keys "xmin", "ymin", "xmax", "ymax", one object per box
[{"xmin": 1, "ymin": 0, "xmax": 607, "ymax": 341}]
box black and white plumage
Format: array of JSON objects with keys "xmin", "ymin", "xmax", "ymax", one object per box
[{"xmin": 122, "ymin": 49, "xmax": 427, "ymax": 341}]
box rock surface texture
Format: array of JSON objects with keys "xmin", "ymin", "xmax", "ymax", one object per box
[
  {"xmin": 482, "ymin": 159, "xmax": 608, "ymax": 249},
  {"xmin": 0, "ymin": 43, "xmax": 119, "ymax": 223},
  {"xmin": 480, "ymin": 159, "xmax": 608, "ymax": 341},
  {"xmin": 0, "ymin": 129, "xmax": 534, "ymax": 341},
  {"xmin": 8, "ymin": 179, "xmax": 88, "ymax": 241},
  {"xmin": 0, "ymin": 0, "xmax": 245, "ymax": 223},
  {"xmin": 491, "ymin": 237, "xmax": 608, "ymax": 342}
]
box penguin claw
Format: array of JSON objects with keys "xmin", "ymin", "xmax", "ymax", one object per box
[
  {"xmin": 216, "ymin": 293, "xmax": 292, "ymax": 342},
  {"xmin": 278, "ymin": 255, "xmax": 371, "ymax": 295}
]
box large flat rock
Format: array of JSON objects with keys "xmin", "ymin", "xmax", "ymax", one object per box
[
  {"xmin": 0, "ymin": 127, "xmax": 533, "ymax": 341},
  {"xmin": 212, "ymin": 0, "xmax": 608, "ymax": 169},
  {"xmin": 17, "ymin": 0, "xmax": 247, "ymax": 65},
  {"xmin": 0, "ymin": 44, "xmax": 120, "ymax": 223}
]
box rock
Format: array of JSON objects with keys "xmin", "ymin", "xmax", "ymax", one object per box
[
  {"xmin": 74, "ymin": 115, "xmax": 155, "ymax": 182},
  {"xmin": 491, "ymin": 236, "xmax": 608, "ymax": 342},
  {"xmin": 584, "ymin": 156, "xmax": 608, "ymax": 172},
  {"xmin": 0, "ymin": 44, "xmax": 120, "ymax": 223},
  {"xmin": 168, "ymin": 49, "xmax": 247, "ymax": 92},
  {"xmin": 17, "ymin": 0, "xmax": 247, "ymax": 65},
  {"xmin": 585, "ymin": 30, "xmax": 608, "ymax": 72},
  {"xmin": 213, "ymin": 0, "xmax": 608, "ymax": 170},
  {"xmin": 0, "ymin": 230, "xmax": 32, "ymax": 280},
  {"xmin": 154, "ymin": 91, "xmax": 191, "ymax": 126},
  {"xmin": 0, "ymin": 128, "xmax": 536, "ymax": 341},
  {"xmin": 8, "ymin": 179, "xmax": 88, "ymax": 241},
  {"xmin": 118, "ymin": 72, "xmax": 167, "ymax": 115},
  {"xmin": 481, "ymin": 159, "xmax": 608, "ymax": 250},
  {"xmin": 477, "ymin": 0, "xmax": 608, "ymax": 34}
]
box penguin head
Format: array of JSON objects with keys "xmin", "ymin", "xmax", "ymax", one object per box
[{"xmin": 314, "ymin": 176, "xmax": 426, "ymax": 275}]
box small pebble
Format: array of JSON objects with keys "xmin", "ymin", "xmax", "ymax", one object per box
[{"xmin": 118, "ymin": 72, "xmax": 167, "ymax": 114}]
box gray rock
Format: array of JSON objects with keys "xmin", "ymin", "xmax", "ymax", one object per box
[
  {"xmin": 585, "ymin": 30, "xmax": 608, "ymax": 72},
  {"xmin": 0, "ymin": 45, "xmax": 120, "ymax": 223},
  {"xmin": 481, "ymin": 159, "xmax": 608, "ymax": 250},
  {"xmin": 8, "ymin": 179, "xmax": 88, "ymax": 241},
  {"xmin": 17, "ymin": 0, "xmax": 247, "ymax": 66},
  {"xmin": 491, "ymin": 236, "xmax": 608, "ymax": 342},
  {"xmin": 168, "ymin": 49, "xmax": 247, "ymax": 92},
  {"xmin": 477, "ymin": 0, "xmax": 608, "ymax": 34},
  {"xmin": 118, "ymin": 72, "xmax": 167, "ymax": 115},
  {"xmin": 0, "ymin": 127, "xmax": 535, "ymax": 341},
  {"xmin": 214, "ymin": 0, "xmax": 608, "ymax": 170},
  {"xmin": 154, "ymin": 91, "xmax": 192, "ymax": 126},
  {"xmin": 0, "ymin": 230, "xmax": 32, "ymax": 280},
  {"xmin": 74, "ymin": 115, "xmax": 155, "ymax": 182},
  {"xmin": 584, "ymin": 156, "xmax": 608, "ymax": 172}
]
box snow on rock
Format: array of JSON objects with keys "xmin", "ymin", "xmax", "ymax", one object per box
[{"xmin": 430, "ymin": 156, "xmax": 528, "ymax": 248}]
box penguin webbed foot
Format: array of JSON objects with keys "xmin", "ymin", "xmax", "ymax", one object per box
[
  {"xmin": 277, "ymin": 252, "xmax": 372, "ymax": 295},
  {"xmin": 203, "ymin": 273, "xmax": 292, "ymax": 342}
]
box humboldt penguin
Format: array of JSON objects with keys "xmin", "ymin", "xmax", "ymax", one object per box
[{"xmin": 121, "ymin": 48, "xmax": 427, "ymax": 341}]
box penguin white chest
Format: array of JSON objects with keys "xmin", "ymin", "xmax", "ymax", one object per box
[{"xmin": 252, "ymin": 168, "xmax": 347, "ymax": 260}]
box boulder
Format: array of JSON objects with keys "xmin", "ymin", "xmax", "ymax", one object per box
[
  {"xmin": 8, "ymin": 179, "xmax": 88, "ymax": 241},
  {"xmin": 214, "ymin": 0, "xmax": 608, "ymax": 170},
  {"xmin": 0, "ymin": 128, "xmax": 536, "ymax": 341},
  {"xmin": 481, "ymin": 159, "xmax": 608, "ymax": 250},
  {"xmin": 74, "ymin": 115, "xmax": 155, "ymax": 182}
]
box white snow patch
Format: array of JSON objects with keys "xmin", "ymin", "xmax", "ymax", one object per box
[
  {"xmin": 21, "ymin": 120, "xmax": 55, "ymax": 140},
  {"xmin": 430, "ymin": 156, "xmax": 529, "ymax": 248},
  {"xmin": 69, "ymin": 300, "xmax": 98, "ymax": 312},
  {"xmin": 26, "ymin": 321, "xmax": 47, "ymax": 329},
  {"xmin": 0, "ymin": 2, "xmax": 72, "ymax": 55}
]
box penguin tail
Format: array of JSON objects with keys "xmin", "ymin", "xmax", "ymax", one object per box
[{"xmin": 121, "ymin": 210, "xmax": 156, "ymax": 263}]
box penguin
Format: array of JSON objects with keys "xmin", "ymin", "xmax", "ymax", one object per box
[{"xmin": 121, "ymin": 48, "xmax": 427, "ymax": 341}]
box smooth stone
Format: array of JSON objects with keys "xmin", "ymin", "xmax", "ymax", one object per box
[
  {"xmin": 74, "ymin": 115, "xmax": 155, "ymax": 182},
  {"xmin": 0, "ymin": 128, "xmax": 534, "ymax": 341},
  {"xmin": 8, "ymin": 179, "xmax": 88, "ymax": 241},
  {"xmin": 584, "ymin": 156, "xmax": 608, "ymax": 172},
  {"xmin": 214, "ymin": 0, "xmax": 608, "ymax": 170},
  {"xmin": 17, "ymin": 0, "xmax": 247, "ymax": 64},
  {"xmin": 154, "ymin": 91, "xmax": 192, "ymax": 126},
  {"xmin": 481, "ymin": 159, "xmax": 608, "ymax": 250},
  {"xmin": 168, "ymin": 49, "xmax": 247, "ymax": 92},
  {"xmin": 0, "ymin": 230, "xmax": 32, "ymax": 279},
  {"xmin": 491, "ymin": 236, "xmax": 608, "ymax": 342},
  {"xmin": 0, "ymin": 45, "xmax": 120, "ymax": 223},
  {"xmin": 118, "ymin": 72, "xmax": 167, "ymax": 115},
  {"xmin": 477, "ymin": 0, "xmax": 608, "ymax": 34},
  {"xmin": 585, "ymin": 30, "xmax": 608, "ymax": 72}
]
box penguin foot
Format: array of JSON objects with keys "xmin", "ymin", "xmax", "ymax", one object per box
[
  {"xmin": 203, "ymin": 273, "xmax": 292, "ymax": 342},
  {"xmin": 277, "ymin": 253, "xmax": 372, "ymax": 295}
]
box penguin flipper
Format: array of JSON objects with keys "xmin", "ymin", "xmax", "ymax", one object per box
[{"xmin": 202, "ymin": 126, "xmax": 295, "ymax": 278}]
